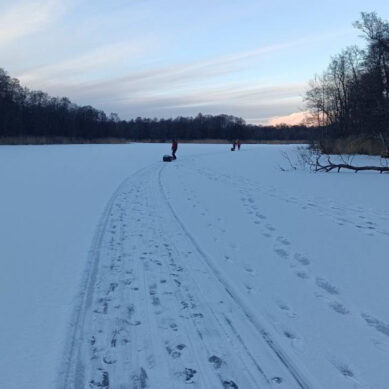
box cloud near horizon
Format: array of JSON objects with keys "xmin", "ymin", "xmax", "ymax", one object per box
[
  {"xmin": 16, "ymin": 40, "xmax": 308, "ymax": 124},
  {"xmin": 267, "ymin": 111, "xmax": 309, "ymax": 126}
]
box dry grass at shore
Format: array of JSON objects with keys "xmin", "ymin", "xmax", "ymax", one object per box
[
  {"xmin": 0, "ymin": 137, "xmax": 309, "ymax": 146},
  {"xmin": 0, "ymin": 137, "xmax": 129, "ymax": 145},
  {"xmin": 319, "ymin": 136, "xmax": 388, "ymax": 156},
  {"xmin": 133, "ymin": 139, "xmax": 309, "ymax": 144}
]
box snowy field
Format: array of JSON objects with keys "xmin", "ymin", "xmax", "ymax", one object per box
[{"xmin": 1, "ymin": 143, "xmax": 389, "ymax": 389}]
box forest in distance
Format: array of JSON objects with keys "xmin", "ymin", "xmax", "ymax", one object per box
[{"xmin": 0, "ymin": 67, "xmax": 316, "ymax": 144}]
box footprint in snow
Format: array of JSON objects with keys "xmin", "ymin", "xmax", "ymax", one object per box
[
  {"xmin": 122, "ymin": 278, "xmax": 132, "ymax": 286},
  {"xmin": 208, "ymin": 355, "xmax": 223, "ymax": 369},
  {"xmin": 108, "ymin": 282, "xmax": 118, "ymax": 293},
  {"xmin": 283, "ymin": 330, "xmax": 296, "ymax": 340},
  {"xmin": 272, "ymin": 377, "xmax": 283, "ymax": 384},
  {"xmin": 329, "ymin": 301, "xmax": 349, "ymax": 315},
  {"xmin": 94, "ymin": 298, "xmax": 109, "ymax": 315},
  {"xmin": 274, "ymin": 248, "xmax": 289, "ymax": 259},
  {"xmin": 295, "ymin": 270, "xmax": 309, "ymax": 280},
  {"xmin": 331, "ymin": 359, "xmax": 358, "ymax": 382},
  {"xmin": 276, "ymin": 236, "xmax": 291, "ymax": 246},
  {"xmin": 103, "ymin": 354, "xmax": 117, "ymax": 365},
  {"xmin": 294, "ymin": 253, "xmax": 310, "ymax": 266},
  {"xmin": 362, "ymin": 313, "xmax": 389, "ymax": 337},
  {"xmin": 166, "ymin": 345, "xmax": 181, "ymax": 359},
  {"xmin": 223, "ymin": 380, "xmax": 239, "ymax": 388},
  {"xmin": 131, "ymin": 367, "xmax": 148, "ymax": 389},
  {"xmin": 244, "ymin": 283, "xmax": 255, "ymax": 293},
  {"xmin": 191, "ymin": 313, "xmax": 204, "ymax": 319},
  {"xmin": 277, "ymin": 301, "xmax": 297, "ymax": 318},
  {"xmin": 244, "ymin": 266, "xmax": 254, "ymax": 274},
  {"xmin": 90, "ymin": 371, "xmax": 110, "ymax": 388},
  {"xmin": 184, "ymin": 368, "xmax": 197, "ymax": 383},
  {"xmin": 316, "ymin": 278, "xmax": 339, "ymax": 295},
  {"xmin": 283, "ymin": 330, "xmax": 304, "ymax": 351}
]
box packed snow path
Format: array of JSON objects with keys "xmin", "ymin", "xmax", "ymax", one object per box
[{"xmin": 56, "ymin": 148, "xmax": 389, "ymax": 389}]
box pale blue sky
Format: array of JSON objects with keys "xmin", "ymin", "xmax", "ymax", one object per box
[{"xmin": 1, "ymin": 0, "xmax": 389, "ymax": 124}]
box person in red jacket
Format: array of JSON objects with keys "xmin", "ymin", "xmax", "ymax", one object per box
[
  {"xmin": 172, "ymin": 139, "xmax": 178, "ymax": 159},
  {"xmin": 237, "ymin": 139, "xmax": 241, "ymax": 150}
]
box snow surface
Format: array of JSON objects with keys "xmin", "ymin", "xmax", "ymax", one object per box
[{"xmin": 1, "ymin": 144, "xmax": 388, "ymax": 389}]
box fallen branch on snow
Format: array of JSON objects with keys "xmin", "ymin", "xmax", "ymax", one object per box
[{"xmin": 315, "ymin": 157, "xmax": 389, "ymax": 173}]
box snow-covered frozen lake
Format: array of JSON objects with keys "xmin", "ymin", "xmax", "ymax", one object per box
[{"xmin": 1, "ymin": 143, "xmax": 388, "ymax": 389}]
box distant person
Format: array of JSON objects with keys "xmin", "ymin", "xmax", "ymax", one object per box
[
  {"xmin": 237, "ymin": 139, "xmax": 241, "ymax": 150},
  {"xmin": 172, "ymin": 139, "xmax": 178, "ymax": 159},
  {"xmin": 231, "ymin": 140, "xmax": 236, "ymax": 151}
]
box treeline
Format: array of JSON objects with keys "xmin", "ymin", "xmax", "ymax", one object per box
[
  {"xmin": 114, "ymin": 116, "xmax": 315, "ymax": 142},
  {"xmin": 0, "ymin": 67, "xmax": 318, "ymax": 143},
  {"xmin": 0, "ymin": 68, "xmax": 117, "ymax": 140},
  {"xmin": 306, "ymin": 12, "xmax": 389, "ymax": 155}
]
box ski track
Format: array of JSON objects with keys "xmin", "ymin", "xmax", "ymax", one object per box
[
  {"xmin": 56, "ymin": 164, "xmax": 157, "ymax": 389},
  {"xmin": 57, "ymin": 156, "xmax": 324, "ymax": 389},
  {"xmin": 58, "ymin": 152, "xmax": 388, "ymax": 389},
  {"xmin": 157, "ymin": 167, "xmax": 315, "ymax": 389}
]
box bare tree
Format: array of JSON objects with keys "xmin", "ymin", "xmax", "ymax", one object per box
[{"xmin": 305, "ymin": 12, "xmax": 389, "ymax": 155}]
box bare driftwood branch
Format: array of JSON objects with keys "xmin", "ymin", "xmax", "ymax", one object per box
[
  {"xmin": 315, "ymin": 156, "xmax": 389, "ymax": 173},
  {"xmin": 280, "ymin": 151, "xmax": 297, "ymax": 171},
  {"xmin": 379, "ymin": 132, "xmax": 389, "ymax": 158}
]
